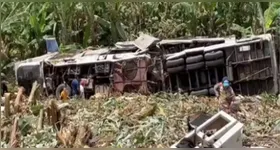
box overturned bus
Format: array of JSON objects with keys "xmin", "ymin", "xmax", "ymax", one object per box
[
  {"xmin": 14, "ymin": 34, "xmax": 278, "ymax": 98},
  {"xmin": 162, "ymin": 34, "xmax": 277, "ymax": 96},
  {"xmin": 15, "ymin": 35, "xmax": 160, "ymax": 99}
]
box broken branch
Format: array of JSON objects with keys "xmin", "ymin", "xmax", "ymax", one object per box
[
  {"xmin": 14, "ymin": 87, "xmax": 24, "ymax": 113},
  {"xmin": 9, "ymin": 117, "xmax": 20, "ymax": 148},
  {"xmin": 28, "ymin": 81, "xmax": 40, "ymax": 105},
  {"xmin": 4, "ymin": 93, "xmax": 11, "ymax": 118},
  {"xmin": 37, "ymin": 109, "xmax": 44, "ymax": 130}
]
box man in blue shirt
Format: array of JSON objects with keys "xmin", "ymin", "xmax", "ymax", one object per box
[{"xmin": 71, "ymin": 77, "xmax": 79, "ymax": 98}]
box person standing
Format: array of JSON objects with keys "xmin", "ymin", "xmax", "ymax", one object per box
[
  {"xmin": 80, "ymin": 81, "xmax": 85, "ymax": 99},
  {"xmin": 71, "ymin": 77, "xmax": 79, "ymax": 99},
  {"xmin": 214, "ymin": 77, "xmax": 240, "ymax": 113},
  {"xmin": 60, "ymin": 87, "xmax": 69, "ymax": 102}
]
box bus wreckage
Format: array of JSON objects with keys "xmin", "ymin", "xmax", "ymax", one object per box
[{"xmin": 14, "ymin": 33, "xmax": 279, "ymax": 99}]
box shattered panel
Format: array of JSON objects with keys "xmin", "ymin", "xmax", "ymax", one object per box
[{"xmin": 113, "ymin": 58, "xmax": 149, "ymax": 94}]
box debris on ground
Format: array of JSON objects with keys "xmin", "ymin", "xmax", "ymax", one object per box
[
  {"xmin": 171, "ymin": 110, "xmax": 244, "ymax": 148},
  {"xmin": 0, "ymin": 86, "xmax": 280, "ymax": 148}
]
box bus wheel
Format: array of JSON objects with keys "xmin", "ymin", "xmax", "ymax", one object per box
[{"xmin": 55, "ymin": 83, "xmax": 71, "ymax": 100}]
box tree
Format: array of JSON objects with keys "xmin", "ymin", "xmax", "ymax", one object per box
[{"xmin": 2, "ymin": 2, "xmax": 280, "ymax": 76}]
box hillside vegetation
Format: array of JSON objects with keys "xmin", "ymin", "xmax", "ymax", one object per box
[{"xmin": 1, "ymin": 2, "xmax": 280, "ymax": 74}]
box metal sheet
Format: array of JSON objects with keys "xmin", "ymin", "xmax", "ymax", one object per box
[
  {"xmin": 48, "ymin": 53, "xmax": 151, "ymax": 67},
  {"xmin": 133, "ymin": 34, "xmax": 160, "ymax": 51},
  {"xmin": 159, "ymin": 39, "xmax": 193, "ymax": 45},
  {"xmin": 166, "ymin": 47, "xmax": 204, "ymax": 60}
]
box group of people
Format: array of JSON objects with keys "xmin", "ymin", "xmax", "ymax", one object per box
[
  {"xmin": 60, "ymin": 78, "xmax": 86, "ymax": 102},
  {"xmin": 1, "ymin": 70, "xmax": 240, "ymax": 113},
  {"xmin": 59, "ymin": 76, "xmax": 239, "ymax": 113}
]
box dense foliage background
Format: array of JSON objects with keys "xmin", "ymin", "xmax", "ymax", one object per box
[{"xmin": 1, "ymin": 2, "xmax": 280, "ymax": 74}]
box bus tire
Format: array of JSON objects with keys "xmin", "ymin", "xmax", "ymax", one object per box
[
  {"xmin": 186, "ymin": 62, "xmax": 205, "ymax": 71},
  {"xmin": 190, "ymin": 89, "xmax": 209, "ymax": 96},
  {"xmin": 55, "ymin": 83, "xmax": 71, "ymax": 100},
  {"xmin": 205, "ymin": 58, "xmax": 224, "ymax": 67},
  {"xmin": 167, "ymin": 65, "xmax": 185, "ymax": 73},
  {"xmin": 205, "ymin": 51, "xmax": 223, "ymax": 60},
  {"xmin": 166, "ymin": 58, "xmax": 184, "ymax": 68},
  {"xmin": 186, "ymin": 55, "xmax": 203, "ymax": 64}
]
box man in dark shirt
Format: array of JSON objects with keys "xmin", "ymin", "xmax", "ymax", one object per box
[
  {"xmin": 71, "ymin": 77, "xmax": 79, "ymax": 98},
  {"xmin": 214, "ymin": 77, "xmax": 240, "ymax": 113}
]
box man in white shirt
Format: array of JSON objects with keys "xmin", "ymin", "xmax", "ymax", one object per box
[{"xmin": 80, "ymin": 83, "xmax": 85, "ymax": 99}]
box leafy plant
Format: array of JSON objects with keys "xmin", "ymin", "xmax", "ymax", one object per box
[{"xmin": 2, "ymin": 2, "xmax": 280, "ymax": 76}]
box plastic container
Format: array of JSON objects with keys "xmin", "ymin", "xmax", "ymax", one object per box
[{"xmin": 45, "ymin": 37, "xmax": 59, "ymax": 53}]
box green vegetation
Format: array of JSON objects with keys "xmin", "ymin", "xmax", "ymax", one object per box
[
  {"xmin": 1, "ymin": 2, "xmax": 280, "ymax": 74},
  {"xmin": 2, "ymin": 93, "xmax": 279, "ymax": 148}
]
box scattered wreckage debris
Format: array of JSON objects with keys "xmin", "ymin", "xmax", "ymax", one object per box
[
  {"xmin": 187, "ymin": 112, "xmax": 212, "ymax": 132},
  {"xmin": 171, "ymin": 111, "xmax": 244, "ymax": 148},
  {"xmin": 56, "ymin": 123, "xmax": 96, "ymax": 148},
  {"xmin": 14, "ymin": 87, "xmax": 25, "ymax": 114},
  {"xmin": 0, "ymin": 82, "xmax": 98, "ymax": 148},
  {"xmin": 0, "ymin": 91, "xmax": 280, "ymax": 147},
  {"xmin": 9, "ymin": 116, "xmax": 20, "ymax": 148}
]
